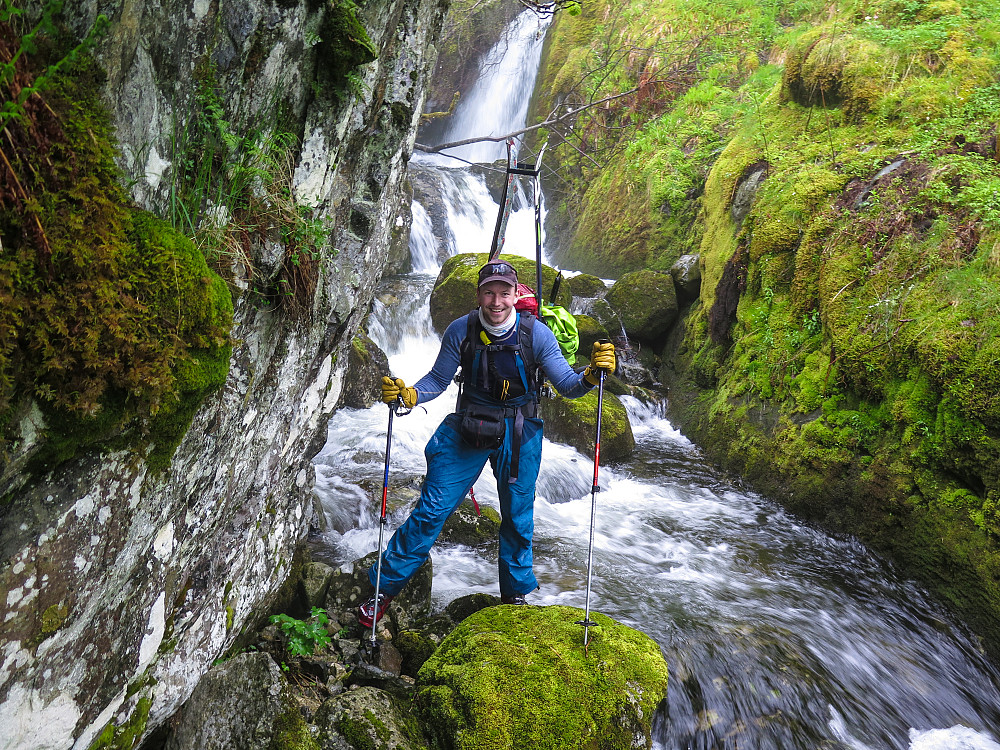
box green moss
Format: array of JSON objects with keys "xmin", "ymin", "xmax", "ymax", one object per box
[
  {"xmin": 415, "ymin": 605, "xmax": 667, "ymax": 750},
  {"xmin": 87, "ymin": 698, "xmax": 152, "ymax": 750},
  {"xmin": 568, "ymin": 167, "xmax": 661, "ymax": 275},
  {"xmin": 271, "ymin": 708, "xmax": 321, "ymax": 750},
  {"xmin": 319, "ymin": 0, "xmax": 377, "ymax": 82},
  {"xmin": 394, "ymin": 630, "xmax": 438, "ymax": 677},
  {"xmin": 1, "ymin": 37, "xmax": 233, "ymax": 476},
  {"xmin": 334, "ymin": 716, "xmax": 377, "ymax": 750}
]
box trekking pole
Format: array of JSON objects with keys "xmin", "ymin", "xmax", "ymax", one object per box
[
  {"xmin": 369, "ymin": 397, "xmax": 402, "ymax": 653},
  {"xmin": 532, "ymin": 140, "xmax": 547, "ymax": 312},
  {"xmin": 578, "ymin": 346, "xmax": 608, "ymax": 653}
]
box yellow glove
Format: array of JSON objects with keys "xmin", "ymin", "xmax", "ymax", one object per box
[
  {"xmin": 584, "ymin": 342, "xmax": 615, "ymax": 386},
  {"xmin": 381, "ymin": 376, "xmax": 418, "ymax": 408}
]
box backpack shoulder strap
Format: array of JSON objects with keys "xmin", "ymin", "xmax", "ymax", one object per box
[
  {"xmin": 456, "ymin": 310, "xmax": 481, "ymax": 410},
  {"xmin": 518, "ymin": 312, "xmax": 536, "ymax": 370},
  {"xmin": 517, "ymin": 313, "xmax": 541, "ymax": 395},
  {"xmin": 460, "ymin": 309, "xmax": 479, "ymax": 360}
]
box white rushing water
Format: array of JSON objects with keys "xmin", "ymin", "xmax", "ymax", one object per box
[{"xmin": 312, "ymin": 11, "xmax": 1000, "ymax": 750}]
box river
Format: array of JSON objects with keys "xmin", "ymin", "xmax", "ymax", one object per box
[{"xmin": 311, "ymin": 10, "xmax": 1000, "ymax": 750}]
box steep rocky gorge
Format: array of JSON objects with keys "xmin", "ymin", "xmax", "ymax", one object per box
[{"xmin": 0, "ymin": 0, "xmax": 446, "ymax": 746}]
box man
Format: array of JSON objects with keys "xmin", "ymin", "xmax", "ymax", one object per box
[{"xmin": 359, "ymin": 260, "xmax": 615, "ymax": 627}]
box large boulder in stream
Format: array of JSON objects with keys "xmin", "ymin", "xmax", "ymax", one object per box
[
  {"xmin": 429, "ymin": 253, "xmax": 573, "ymax": 333},
  {"xmin": 339, "ymin": 329, "xmax": 389, "ymax": 409},
  {"xmin": 540, "ymin": 390, "xmax": 635, "ymax": 462},
  {"xmin": 414, "ymin": 605, "xmax": 668, "ymax": 750},
  {"xmin": 605, "ymin": 270, "xmax": 679, "ymax": 345}
]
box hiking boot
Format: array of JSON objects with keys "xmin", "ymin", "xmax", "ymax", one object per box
[
  {"xmin": 500, "ymin": 594, "xmax": 527, "ymax": 605},
  {"xmin": 358, "ymin": 593, "xmax": 394, "ymax": 628}
]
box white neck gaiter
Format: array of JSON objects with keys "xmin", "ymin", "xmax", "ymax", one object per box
[{"xmin": 479, "ymin": 307, "xmax": 517, "ymax": 339}]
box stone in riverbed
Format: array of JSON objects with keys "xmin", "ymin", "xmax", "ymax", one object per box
[{"xmin": 414, "ymin": 605, "xmax": 668, "ymax": 750}]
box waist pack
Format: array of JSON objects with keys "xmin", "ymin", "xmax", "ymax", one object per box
[{"xmin": 458, "ymin": 405, "xmax": 506, "ymax": 450}]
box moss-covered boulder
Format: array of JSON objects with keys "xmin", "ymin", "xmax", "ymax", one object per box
[
  {"xmin": 782, "ymin": 28, "xmax": 885, "ymax": 118},
  {"xmin": 414, "ymin": 605, "xmax": 667, "ymax": 750},
  {"xmin": 575, "ymin": 314, "xmax": 611, "ymax": 366},
  {"xmin": 566, "ymin": 273, "xmax": 608, "ymax": 298},
  {"xmin": 439, "ymin": 501, "xmax": 501, "ymax": 547},
  {"xmin": 605, "ymin": 271, "xmax": 678, "ymax": 346},
  {"xmin": 429, "ymin": 253, "xmax": 573, "ymax": 334},
  {"xmin": 340, "ymin": 330, "xmax": 389, "ymax": 409},
  {"xmin": 540, "ymin": 390, "xmax": 635, "ymax": 462}
]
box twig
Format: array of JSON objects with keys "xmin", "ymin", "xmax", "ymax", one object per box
[{"xmin": 414, "ymin": 87, "xmax": 644, "ymax": 154}]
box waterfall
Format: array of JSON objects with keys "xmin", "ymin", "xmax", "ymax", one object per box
[
  {"xmin": 312, "ymin": 10, "xmax": 1000, "ymax": 750},
  {"xmin": 433, "ymin": 11, "xmax": 551, "ymax": 164}
]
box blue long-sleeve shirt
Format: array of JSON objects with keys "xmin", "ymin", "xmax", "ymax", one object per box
[{"xmin": 413, "ymin": 313, "xmax": 592, "ymax": 405}]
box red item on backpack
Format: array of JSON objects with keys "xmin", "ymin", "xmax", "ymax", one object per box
[{"xmin": 514, "ymin": 283, "xmax": 539, "ymax": 316}]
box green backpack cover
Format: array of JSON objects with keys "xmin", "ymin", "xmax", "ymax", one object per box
[{"xmin": 539, "ymin": 304, "xmax": 579, "ymax": 362}]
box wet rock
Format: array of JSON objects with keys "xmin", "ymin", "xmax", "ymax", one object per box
[
  {"xmin": 340, "ymin": 331, "xmax": 389, "ymax": 409},
  {"xmin": 439, "ymin": 500, "xmax": 501, "ymax": 548},
  {"xmin": 540, "ymin": 390, "xmax": 635, "ymax": 462},
  {"xmin": 586, "ymin": 297, "xmax": 626, "ymax": 340},
  {"xmin": 414, "ymin": 605, "xmax": 668, "ymax": 750},
  {"xmin": 605, "ymin": 270, "xmax": 679, "ymax": 345},
  {"xmin": 302, "ymin": 561, "xmax": 335, "ymax": 610},
  {"xmin": 444, "ymin": 592, "xmax": 501, "ymax": 622},
  {"xmin": 347, "ymin": 660, "xmax": 415, "ymax": 699},
  {"xmin": 315, "ymin": 685, "xmax": 427, "ymax": 750},
  {"xmin": 164, "ymin": 652, "xmax": 309, "ymax": 750},
  {"xmin": 0, "ymin": 0, "xmax": 450, "ymax": 744},
  {"xmin": 730, "ymin": 161, "xmax": 770, "ymax": 226},
  {"xmin": 670, "ymin": 254, "xmax": 702, "ymax": 301}
]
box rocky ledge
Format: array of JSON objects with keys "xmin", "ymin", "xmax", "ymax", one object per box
[{"xmin": 163, "ymin": 543, "xmax": 669, "ymax": 750}]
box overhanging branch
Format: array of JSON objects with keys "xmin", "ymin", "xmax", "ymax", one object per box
[{"xmin": 413, "ymin": 86, "xmax": 643, "ymax": 155}]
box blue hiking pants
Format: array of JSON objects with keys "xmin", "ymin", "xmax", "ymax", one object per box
[{"xmin": 368, "ymin": 412, "xmax": 544, "ymax": 599}]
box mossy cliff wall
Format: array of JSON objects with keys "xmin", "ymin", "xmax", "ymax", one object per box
[
  {"xmin": 0, "ymin": 0, "xmax": 447, "ymax": 747},
  {"xmin": 531, "ymin": 0, "xmax": 1000, "ymax": 652}
]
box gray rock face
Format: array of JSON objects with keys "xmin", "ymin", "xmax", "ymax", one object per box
[
  {"xmin": 315, "ymin": 685, "xmax": 426, "ymax": 750},
  {"xmin": 164, "ymin": 652, "xmax": 300, "ymax": 750},
  {"xmin": 0, "ymin": 0, "xmax": 446, "ymax": 747},
  {"xmin": 670, "ymin": 253, "xmax": 702, "ymax": 301}
]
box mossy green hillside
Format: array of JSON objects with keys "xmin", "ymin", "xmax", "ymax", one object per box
[
  {"xmin": 415, "ymin": 605, "xmax": 668, "ymax": 750},
  {"xmin": 533, "ymin": 0, "xmax": 828, "ymax": 275},
  {"xmin": 0, "ymin": 26, "xmax": 233, "ymax": 474},
  {"xmin": 660, "ymin": 0, "xmax": 1000, "ymax": 647}
]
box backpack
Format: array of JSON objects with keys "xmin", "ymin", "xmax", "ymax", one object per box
[
  {"xmin": 539, "ymin": 303, "xmax": 579, "ymax": 362},
  {"xmin": 513, "ymin": 283, "xmax": 539, "ymax": 316},
  {"xmin": 456, "ymin": 310, "xmax": 540, "ymax": 410}
]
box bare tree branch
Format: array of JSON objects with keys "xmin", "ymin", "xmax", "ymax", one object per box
[
  {"xmin": 516, "ymin": 0, "xmax": 581, "ymax": 17},
  {"xmin": 413, "ymin": 86, "xmax": 644, "ymax": 155}
]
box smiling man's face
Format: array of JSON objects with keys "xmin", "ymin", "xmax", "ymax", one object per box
[{"xmin": 477, "ymin": 280, "xmax": 515, "ymax": 326}]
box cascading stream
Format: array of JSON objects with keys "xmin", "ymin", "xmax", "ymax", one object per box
[{"xmin": 312, "ymin": 11, "xmax": 1000, "ymax": 750}]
